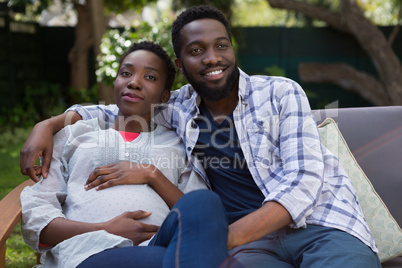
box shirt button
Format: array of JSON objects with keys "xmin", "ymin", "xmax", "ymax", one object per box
[
  {"xmin": 125, "ymin": 153, "xmax": 129, "ymax": 157},
  {"xmin": 187, "ymin": 147, "xmax": 191, "ymax": 151}
]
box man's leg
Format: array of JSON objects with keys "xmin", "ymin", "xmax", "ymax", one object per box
[
  {"xmin": 285, "ymin": 225, "xmax": 381, "ymax": 268},
  {"xmin": 229, "ymin": 225, "xmax": 380, "ymax": 268},
  {"xmin": 150, "ymin": 189, "xmax": 233, "ymax": 268},
  {"xmin": 228, "ymin": 230, "xmax": 294, "ymax": 268}
]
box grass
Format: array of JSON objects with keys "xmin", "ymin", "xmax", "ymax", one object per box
[
  {"xmin": 0, "ymin": 128, "xmax": 37, "ymax": 267},
  {"xmin": 5, "ymin": 224, "xmax": 36, "ymax": 268}
]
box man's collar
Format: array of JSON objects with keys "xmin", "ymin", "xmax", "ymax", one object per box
[{"xmin": 238, "ymin": 68, "xmax": 250, "ymax": 104}]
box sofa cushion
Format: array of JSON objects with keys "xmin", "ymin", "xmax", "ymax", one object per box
[
  {"xmin": 312, "ymin": 106, "xmax": 402, "ymax": 227},
  {"xmin": 317, "ymin": 118, "xmax": 402, "ymax": 262}
]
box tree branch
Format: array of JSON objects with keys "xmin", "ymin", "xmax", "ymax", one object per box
[
  {"xmin": 267, "ymin": 0, "xmax": 402, "ymax": 104},
  {"xmin": 298, "ymin": 62, "xmax": 389, "ymax": 105},
  {"xmin": 266, "ymin": 0, "xmax": 349, "ymax": 33},
  {"xmin": 388, "ymin": 24, "xmax": 400, "ymax": 47},
  {"xmin": 388, "ymin": 4, "xmax": 402, "ymax": 46},
  {"xmin": 341, "ymin": 0, "xmax": 402, "ymax": 102}
]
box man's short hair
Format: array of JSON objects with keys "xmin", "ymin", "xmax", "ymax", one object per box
[{"xmin": 171, "ymin": 5, "xmax": 232, "ymax": 59}]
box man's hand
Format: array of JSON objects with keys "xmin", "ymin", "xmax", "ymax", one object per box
[
  {"xmin": 227, "ymin": 201, "xmax": 292, "ymax": 250},
  {"xmin": 20, "ymin": 120, "xmax": 54, "ymax": 182},
  {"xmin": 103, "ymin": 211, "xmax": 159, "ymax": 245},
  {"xmin": 20, "ymin": 111, "xmax": 81, "ymax": 182}
]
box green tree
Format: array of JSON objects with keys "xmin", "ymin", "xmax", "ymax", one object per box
[
  {"xmin": 171, "ymin": 0, "xmax": 234, "ymax": 21},
  {"xmin": 7, "ymin": 0, "xmax": 157, "ymax": 104},
  {"xmin": 266, "ymin": 0, "xmax": 402, "ymax": 105},
  {"xmin": 97, "ymin": 20, "xmax": 188, "ymax": 93},
  {"xmin": 231, "ymin": 0, "xmax": 400, "ymax": 27}
]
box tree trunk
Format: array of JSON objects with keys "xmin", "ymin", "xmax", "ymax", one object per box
[
  {"xmin": 69, "ymin": 1, "xmax": 93, "ymax": 90},
  {"xmin": 68, "ymin": 0, "xmax": 113, "ymax": 104},
  {"xmin": 266, "ymin": 0, "xmax": 402, "ymax": 105},
  {"xmin": 88, "ymin": 0, "xmax": 114, "ymax": 104}
]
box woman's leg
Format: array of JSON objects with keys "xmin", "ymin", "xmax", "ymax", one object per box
[
  {"xmin": 150, "ymin": 189, "xmax": 231, "ymax": 268},
  {"xmin": 77, "ymin": 246, "xmax": 166, "ymax": 267}
]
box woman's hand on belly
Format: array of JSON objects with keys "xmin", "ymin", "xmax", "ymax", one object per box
[
  {"xmin": 40, "ymin": 210, "xmax": 159, "ymax": 246},
  {"xmin": 102, "ymin": 210, "xmax": 160, "ymax": 245},
  {"xmin": 84, "ymin": 161, "xmax": 184, "ymax": 209},
  {"xmin": 85, "ymin": 161, "xmax": 153, "ymax": 191}
]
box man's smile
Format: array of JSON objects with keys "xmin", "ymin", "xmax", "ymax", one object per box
[
  {"xmin": 205, "ymin": 70, "xmax": 223, "ymax": 76},
  {"xmin": 202, "ymin": 67, "xmax": 227, "ymax": 81}
]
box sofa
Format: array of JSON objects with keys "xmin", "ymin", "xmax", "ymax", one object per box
[
  {"xmin": 0, "ymin": 106, "xmax": 401, "ymax": 267},
  {"xmin": 313, "ymin": 106, "xmax": 402, "ymax": 267}
]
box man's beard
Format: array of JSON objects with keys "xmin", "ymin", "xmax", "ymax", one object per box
[{"xmin": 182, "ymin": 62, "xmax": 239, "ymax": 102}]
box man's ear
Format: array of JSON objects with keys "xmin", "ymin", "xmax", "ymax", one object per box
[{"xmin": 175, "ymin": 58, "xmax": 183, "ymax": 74}]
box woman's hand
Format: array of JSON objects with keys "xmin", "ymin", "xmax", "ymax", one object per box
[
  {"xmin": 85, "ymin": 161, "xmax": 156, "ymax": 191},
  {"xmin": 102, "ymin": 211, "xmax": 159, "ymax": 245},
  {"xmin": 85, "ymin": 161, "xmax": 184, "ymax": 209},
  {"xmin": 40, "ymin": 210, "xmax": 159, "ymax": 246}
]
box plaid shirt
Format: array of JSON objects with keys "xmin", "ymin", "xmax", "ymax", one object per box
[{"xmin": 67, "ymin": 68, "xmax": 377, "ymax": 252}]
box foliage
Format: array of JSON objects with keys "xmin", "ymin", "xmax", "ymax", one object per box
[
  {"xmin": 232, "ymin": 0, "xmax": 286, "ymax": 26},
  {"xmin": 172, "ymin": 0, "xmax": 234, "ymax": 11},
  {"xmin": 264, "ymin": 65, "xmax": 286, "ymax": 77},
  {"xmin": 171, "ymin": 0, "xmax": 234, "ymax": 19},
  {"xmin": 232, "ymin": 0, "xmax": 400, "ymax": 27},
  {"xmin": 7, "ymin": 0, "xmax": 68, "ymax": 22},
  {"xmin": 0, "ymin": 81, "xmax": 65, "ymax": 130},
  {"xmin": 299, "ymin": 0, "xmax": 402, "ymax": 26},
  {"xmin": 0, "ymin": 80, "xmax": 98, "ymax": 131},
  {"xmin": 8, "ymin": 0, "xmax": 402, "ymax": 27},
  {"xmin": 68, "ymin": 84, "xmax": 99, "ymax": 105},
  {"xmin": 8, "ymin": 0, "xmax": 157, "ymax": 22},
  {"xmin": 0, "ymin": 128, "xmax": 31, "ymax": 150},
  {"xmin": 359, "ymin": 0, "xmax": 402, "ymax": 25},
  {"xmin": 232, "ymin": 0, "xmax": 331, "ymax": 27},
  {"xmin": 104, "ymin": 0, "xmax": 157, "ymax": 14},
  {"xmin": 24, "ymin": 81, "xmax": 66, "ymax": 122},
  {"xmin": 96, "ymin": 19, "xmax": 188, "ymax": 91}
]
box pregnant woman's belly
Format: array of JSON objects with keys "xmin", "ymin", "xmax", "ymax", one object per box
[{"xmin": 64, "ymin": 184, "xmax": 170, "ymax": 226}]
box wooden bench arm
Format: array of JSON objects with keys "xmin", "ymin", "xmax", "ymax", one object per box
[{"xmin": 0, "ymin": 179, "xmax": 34, "ymax": 268}]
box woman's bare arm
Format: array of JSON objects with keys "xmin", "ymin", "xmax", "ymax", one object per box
[{"xmin": 40, "ymin": 210, "xmax": 159, "ymax": 246}]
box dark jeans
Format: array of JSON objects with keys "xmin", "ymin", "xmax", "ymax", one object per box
[{"xmin": 229, "ymin": 224, "xmax": 381, "ymax": 268}]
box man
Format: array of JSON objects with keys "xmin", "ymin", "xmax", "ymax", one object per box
[{"xmin": 21, "ymin": 5, "xmax": 380, "ymax": 267}]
